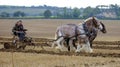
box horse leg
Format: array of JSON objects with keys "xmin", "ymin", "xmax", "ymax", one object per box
[
  {"xmin": 72, "ymin": 39, "xmax": 77, "ymax": 49},
  {"xmin": 82, "ymin": 38, "xmax": 93, "ymax": 53},
  {"xmin": 51, "ymin": 39, "xmax": 60, "ymax": 48},
  {"xmin": 55, "ymin": 37, "xmax": 64, "ymax": 51},
  {"xmin": 89, "ymin": 36, "xmax": 93, "ymax": 48},
  {"xmin": 69, "ymin": 39, "xmax": 75, "ymax": 52},
  {"xmin": 90, "ymin": 41, "xmax": 93, "ymax": 48},
  {"xmin": 75, "ymin": 39, "xmax": 82, "ymax": 52},
  {"xmin": 89, "ymin": 34, "xmax": 97, "ymax": 48},
  {"xmin": 52, "ymin": 40, "xmax": 56, "ymax": 48},
  {"xmin": 65, "ymin": 38, "xmax": 70, "ymax": 51}
]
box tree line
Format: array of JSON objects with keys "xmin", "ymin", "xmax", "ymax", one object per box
[{"xmin": 0, "ymin": 4, "xmax": 120, "ymax": 19}]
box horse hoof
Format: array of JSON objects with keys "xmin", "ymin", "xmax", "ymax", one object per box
[
  {"xmin": 55, "ymin": 46, "xmax": 61, "ymax": 49},
  {"xmin": 75, "ymin": 50, "xmax": 80, "ymax": 53},
  {"xmin": 85, "ymin": 48, "xmax": 93, "ymax": 53},
  {"xmin": 89, "ymin": 49, "xmax": 93, "ymax": 53},
  {"xmin": 55, "ymin": 46, "xmax": 59, "ymax": 49}
]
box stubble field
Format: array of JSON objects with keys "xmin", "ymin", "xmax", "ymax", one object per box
[{"xmin": 0, "ymin": 19, "xmax": 120, "ymax": 67}]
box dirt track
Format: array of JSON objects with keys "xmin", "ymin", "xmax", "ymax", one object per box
[
  {"xmin": 0, "ymin": 38, "xmax": 120, "ymax": 58},
  {"xmin": 0, "ymin": 48, "xmax": 120, "ymax": 58}
]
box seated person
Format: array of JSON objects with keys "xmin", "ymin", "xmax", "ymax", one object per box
[{"xmin": 12, "ymin": 20, "xmax": 27, "ymax": 41}]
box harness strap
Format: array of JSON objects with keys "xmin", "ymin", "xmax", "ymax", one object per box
[
  {"xmin": 54, "ymin": 36, "xmax": 64, "ymax": 41},
  {"xmin": 55, "ymin": 32, "xmax": 85, "ymax": 41},
  {"xmin": 75, "ymin": 25, "xmax": 78, "ymax": 41},
  {"xmin": 54, "ymin": 23, "xmax": 91, "ymax": 41},
  {"xmin": 83, "ymin": 23, "xmax": 90, "ymax": 37}
]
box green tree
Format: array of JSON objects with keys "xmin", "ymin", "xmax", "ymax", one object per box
[
  {"xmin": 44, "ymin": 9, "xmax": 52, "ymax": 18},
  {"xmin": 13, "ymin": 11, "xmax": 25, "ymax": 17},
  {"xmin": 62, "ymin": 7, "xmax": 72, "ymax": 18},
  {"xmin": 0, "ymin": 12, "xmax": 10, "ymax": 17},
  {"xmin": 72, "ymin": 8, "xmax": 80, "ymax": 18},
  {"xmin": 110, "ymin": 4, "xmax": 120, "ymax": 18},
  {"xmin": 56, "ymin": 12, "xmax": 63, "ymax": 18},
  {"xmin": 93, "ymin": 7, "xmax": 101, "ymax": 15},
  {"xmin": 83, "ymin": 6, "xmax": 94, "ymax": 18},
  {"xmin": 63, "ymin": 7, "xmax": 67, "ymax": 18}
]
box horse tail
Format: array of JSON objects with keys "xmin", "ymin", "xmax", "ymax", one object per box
[
  {"xmin": 55, "ymin": 27, "xmax": 64, "ymax": 39},
  {"xmin": 55, "ymin": 28, "xmax": 59, "ymax": 40}
]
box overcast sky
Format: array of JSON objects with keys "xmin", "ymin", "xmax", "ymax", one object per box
[{"xmin": 0, "ymin": 0, "xmax": 120, "ymax": 8}]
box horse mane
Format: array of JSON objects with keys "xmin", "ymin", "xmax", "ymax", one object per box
[
  {"xmin": 84, "ymin": 17, "xmax": 93, "ymax": 22},
  {"xmin": 84, "ymin": 17, "xmax": 99, "ymax": 22}
]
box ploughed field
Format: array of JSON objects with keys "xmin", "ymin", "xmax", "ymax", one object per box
[{"xmin": 0, "ymin": 19, "xmax": 120, "ymax": 67}]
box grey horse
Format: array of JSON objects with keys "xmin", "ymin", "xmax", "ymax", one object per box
[{"xmin": 52, "ymin": 17, "xmax": 106, "ymax": 53}]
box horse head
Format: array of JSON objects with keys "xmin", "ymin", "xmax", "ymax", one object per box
[
  {"xmin": 83, "ymin": 17, "xmax": 107, "ymax": 34},
  {"xmin": 91, "ymin": 17, "xmax": 107, "ymax": 33},
  {"xmin": 99, "ymin": 21, "xmax": 107, "ymax": 33},
  {"xmin": 93, "ymin": 17, "xmax": 107, "ymax": 33},
  {"xmin": 83, "ymin": 17, "xmax": 99, "ymax": 31}
]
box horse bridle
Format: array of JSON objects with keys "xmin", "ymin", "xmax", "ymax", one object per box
[{"xmin": 92, "ymin": 18, "xmax": 104, "ymax": 31}]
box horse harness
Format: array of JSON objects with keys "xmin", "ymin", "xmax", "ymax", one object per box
[
  {"xmin": 55, "ymin": 23, "xmax": 91, "ymax": 41},
  {"xmin": 54, "ymin": 23, "xmax": 95, "ymax": 51},
  {"xmin": 82, "ymin": 23, "xmax": 91, "ymax": 37}
]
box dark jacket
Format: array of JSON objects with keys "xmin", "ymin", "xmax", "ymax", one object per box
[{"xmin": 12, "ymin": 24, "xmax": 25, "ymax": 36}]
